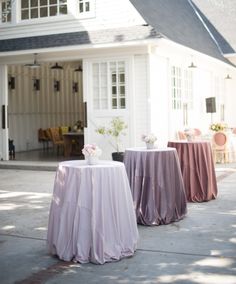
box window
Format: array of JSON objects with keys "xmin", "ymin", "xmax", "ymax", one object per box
[
  {"xmin": 171, "ymin": 66, "xmax": 182, "ymax": 110},
  {"xmin": 1, "ymin": 0, "xmax": 11, "ymax": 23},
  {"xmin": 92, "ymin": 61, "xmax": 126, "ymax": 110},
  {"xmin": 171, "ymin": 66, "xmax": 193, "ymax": 110},
  {"xmin": 21, "ymin": 0, "xmax": 67, "ymax": 20},
  {"xmin": 79, "ymin": 0, "xmax": 90, "ymax": 13}
]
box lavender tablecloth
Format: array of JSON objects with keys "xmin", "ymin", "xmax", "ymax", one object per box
[
  {"xmin": 168, "ymin": 141, "xmax": 218, "ymax": 202},
  {"xmin": 124, "ymin": 147, "xmax": 187, "ymax": 226},
  {"xmin": 47, "ymin": 160, "xmax": 138, "ymax": 264}
]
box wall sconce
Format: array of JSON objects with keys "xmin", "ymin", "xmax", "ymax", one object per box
[
  {"xmin": 33, "ymin": 79, "xmax": 40, "ymax": 91},
  {"xmin": 8, "ymin": 76, "xmax": 15, "ymax": 89},
  {"xmin": 72, "ymin": 82, "xmax": 78, "ymax": 93},
  {"xmin": 51, "ymin": 62, "xmax": 63, "ymax": 70},
  {"xmin": 225, "ymin": 74, "xmax": 232, "ymax": 79},
  {"xmin": 74, "ymin": 65, "xmax": 83, "ymax": 72},
  {"xmin": 188, "ymin": 62, "xmax": 197, "ymax": 68},
  {"xmin": 54, "ymin": 80, "xmax": 60, "ymax": 92}
]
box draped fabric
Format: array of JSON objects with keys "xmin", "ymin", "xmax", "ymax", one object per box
[
  {"xmin": 124, "ymin": 147, "xmax": 187, "ymax": 226},
  {"xmin": 167, "ymin": 141, "xmax": 218, "ymax": 202},
  {"xmin": 47, "ymin": 160, "xmax": 138, "ymax": 264}
]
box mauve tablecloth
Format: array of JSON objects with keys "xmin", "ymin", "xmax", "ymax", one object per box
[
  {"xmin": 167, "ymin": 141, "xmax": 218, "ymax": 202},
  {"xmin": 47, "ymin": 160, "xmax": 139, "ymax": 264},
  {"xmin": 124, "ymin": 147, "xmax": 187, "ymax": 226}
]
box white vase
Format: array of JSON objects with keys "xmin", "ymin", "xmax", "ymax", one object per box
[
  {"xmin": 87, "ymin": 156, "xmax": 99, "ymax": 165},
  {"xmin": 146, "ymin": 142, "xmax": 155, "ymax": 149}
]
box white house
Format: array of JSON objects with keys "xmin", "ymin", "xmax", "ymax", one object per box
[{"xmin": 0, "ymin": 0, "xmax": 235, "ymax": 160}]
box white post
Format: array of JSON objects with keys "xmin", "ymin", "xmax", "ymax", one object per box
[{"xmin": 0, "ymin": 65, "xmax": 9, "ymax": 160}]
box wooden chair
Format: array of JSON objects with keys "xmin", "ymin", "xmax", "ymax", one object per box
[
  {"xmin": 49, "ymin": 127, "xmax": 64, "ymax": 155},
  {"xmin": 212, "ymin": 132, "xmax": 229, "ymax": 163},
  {"xmin": 38, "ymin": 128, "xmax": 50, "ymax": 150}
]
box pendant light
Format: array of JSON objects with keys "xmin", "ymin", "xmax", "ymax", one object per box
[{"xmin": 51, "ymin": 62, "xmax": 63, "ymax": 70}]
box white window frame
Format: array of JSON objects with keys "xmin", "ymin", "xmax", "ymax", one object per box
[
  {"xmin": 78, "ymin": 0, "xmax": 95, "ymax": 19},
  {"xmin": 92, "ymin": 60, "xmax": 127, "ymax": 112},
  {"xmin": 0, "ymin": 0, "xmax": 12, "ymax": 24},
  {"xmin": 20, "ymin": 0, "xmax": 68, "ymax": 21}
]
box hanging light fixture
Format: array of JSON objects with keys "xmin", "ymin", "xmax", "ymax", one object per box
[
  {"xmin": 74, "ymin": 65, "xmax": 83, "ymax": 72},
  {"xmin": 225, "ymin": 74, "xmax": 232, "ymax": 79},
  {"xmin": 24, "ymin": 53, "xmax": 41, "ymax": 68},
  {"xmin": 51, "ymin": 62, "xmax": 63, "ymax": 70},
  {"xmin": 188, "ymin": 61, "xmax": 197, "ymax": 68}
]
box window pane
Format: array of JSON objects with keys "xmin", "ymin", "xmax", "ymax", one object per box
[
  {"xmin": 59, "ymin": 5, "xmax": 67, "ymax": 14},
  {"xmin": 112, "ymin": 86, "xmax": 117, "ymax": 95},
  {"xmin": 79, "ymin": 3, "xmax": 83, "ymax": 12},
  {"xmin": 119, "ymin": 73, "xmax": 125, "ymax": 83},
  {"xmin": 31, "ymin": 0, "xmax": 38, "ymax": 7},
  {"xmin": 120, "ymin": 98, "xmax": 126, "ymax": 108},
  {"xmin": 112, "ymin": 99, "xmax": 117, "ymax": 109},
  {"xmin": 31, "ymin": 8, "xmax": 38, "ymax": 18},
  {"xmin": 22, "ymin": 10, "xmax": 29, "ymax": 19},
  {"xmin": 50, "ymin": 0, "xmax": 57, "ymax": 4},
  {"xmin": 49, "ymin": 6, "xmax": 57, "ymax": 16},
  {"xmin": 22, "ymin": 0, "xmax": 29, "ymax": 8},
  {"xmin": 112, "ymin": 74, "xmax": 116, "ymax": 83},
  {"xmin": 120, "ymin": 86, "xmax": 125, "ymax": 95},
  {"xmin": 40, "ymin": 0, "xmax": 47, "ymax": 5},
  {"xmin": 40, "ymin": 7, "xmax": 48, "ymax": 17},
  {"xmin": 85, "ymin": 1, "xmax": 90, "ymax": 11}
]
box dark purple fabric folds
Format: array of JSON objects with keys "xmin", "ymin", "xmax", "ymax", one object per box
[{"xmin": 124, "ymin": 148, "xmax": 187, "ymax": 226}]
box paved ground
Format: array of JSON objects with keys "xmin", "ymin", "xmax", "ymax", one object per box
[{"xmin": 0, "ymin": 164, "xmax": 236, "ymax": 284}]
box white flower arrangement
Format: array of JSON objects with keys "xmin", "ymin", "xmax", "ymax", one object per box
[
  {"xmin": 82, "ymin": 144, "xmax": 102, "ymax": 158},
  {"xmin": 141, "ymin": 134, "xmax": 157, "ymax": 144}
]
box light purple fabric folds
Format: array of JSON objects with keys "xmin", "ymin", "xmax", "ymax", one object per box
[
  {"xmin": 167, "ymin": 141, "xmax": 218, "ymax": 202},
  {"xmin": 47, "ymin": 160, "xmax": 139, "ymax": 264},
  {"xmin": 124, "ymin": 148, "xmax": 187, "ymax": 226}
]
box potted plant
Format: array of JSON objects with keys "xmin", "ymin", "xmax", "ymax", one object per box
[{"xmin": 96, "ymin": 117, "xmax": 127, "ymax": 162}]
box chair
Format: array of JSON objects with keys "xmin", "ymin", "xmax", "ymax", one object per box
[
  {"xmin": 232, "ymin": 128, "xmax": 236, "ymax": 135},
  {"xmin": 177, "ymin": 131, "xmax": 187, "ymax": 140},
  {"xmin": 193, "ymin": 128, "xmax": 202, "ymax": 140},
  {"xmin": 38, "ymin": 128, "xmax": 50, "ymax": 150},
  {"xmin": 49, "ymin": 127, "xmax": 64, "ymax": 155},
  {"xmin": 59, "ymin": 126, "xmax": 69, "ymax": 140},
  {"xmin": 212, "ymin": 131, "xmax": 229, "ymax": 163}
]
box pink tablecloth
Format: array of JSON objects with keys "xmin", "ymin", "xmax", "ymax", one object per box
[
  {"xmin": 124, "ymin": 147, "xmax": 187, "ymax": 226},
  {"xmin": 168, "ymin": 141, "xmax": 218, "ymax": 202},
  {"xmin": 47, "ymin": 160, "xmax": 138, "ymax": 264}
]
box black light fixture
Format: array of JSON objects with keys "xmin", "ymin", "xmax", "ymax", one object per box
[
  {"xmin": 225, "ymin": 74, "xmax": 232, "ymax": 80},
  {"xmin": 33, "ymin": 78, "xmax": 40, "ymax": 91},
  {"xmin": 188, "ymin": 62, "xmax": 197, "ymax": 68},
  {"xmin": 72, "ymin": 82, "xmax": 78, "ymax": 93},
  {"xmin": 54, "ymin": 80, "xmax": 60, "ymax": 92},
  {"xmin": 8, "ymin": 76, "xmax": 15, "ymax": 89},
  {"xmin": 74, "ymin": 65, "xmax": 83, "ymax": 72},
  {"xmin": 24, "ymin": 53, "xmax": 41, "ymax": 68},
  {"xmin": 51, "ymin": 62, "xmax": 63, "ymax": 70}
]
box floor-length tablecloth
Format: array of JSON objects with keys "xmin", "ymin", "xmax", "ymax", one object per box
[
  {"xmin": 168, "ymin": 141, "xmax": 218, "ymax": 202},
  {"xmin": 124, "ymin": 148, "xmax": 187, "ymax": 226},
  {"xmin": 47, "ymin": 160, "xmax": 138, "ymax": 264}
]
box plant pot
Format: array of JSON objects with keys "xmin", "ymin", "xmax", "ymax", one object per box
[
  {"xmin": 112, "ymin": 152, "xmax": 124, "ymax": 162},
  {"xmin": 146, "ymin": 142, "xmax": 155, "ymax": 149}
]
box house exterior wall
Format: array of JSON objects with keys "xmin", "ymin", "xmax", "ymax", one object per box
[{"xmin": 0, "ymin": 0, "xmax": 145, "ymax": 39}]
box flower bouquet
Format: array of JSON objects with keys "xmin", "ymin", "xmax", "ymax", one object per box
[
  {"xmin": 82, "ymin": 144, "xmax": 102, "ymax": 165},
  {"xmin": 210, "ymin": 123, "xmax": 226, "ymax": 132},
  {"xmin": 141, "ymin": 134, "xmax": 157, "ymax": 149}
]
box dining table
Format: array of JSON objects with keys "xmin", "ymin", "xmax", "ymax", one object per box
[
  {"xmin": 124, "ymin": 147, "xmax": 187, "ymax": 226},
  {"xmin": 47, "ymin": 160, "xmax": 138, "ymax": 264},
  {"xmin": 63, "ymin": 132, "xmax": 84, "ymax": 157},
  {"xmin": 167, "ymin": 141, "xmax": 218, "ymax": 202}
]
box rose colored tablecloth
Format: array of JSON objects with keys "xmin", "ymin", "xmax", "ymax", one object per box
[
  {"xmin": 47, "ymin": 160, "xmax": 138, "ymax": 264},
  {"xmin": 167, "ymin": 141, "xmax": 218, "ymax": 202},
  {"xmin": 124, "ymin": 147, "xmax": 187, "ymax": 226}
]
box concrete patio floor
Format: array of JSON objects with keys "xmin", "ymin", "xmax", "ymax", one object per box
[{"xmin": 0, "ymin": 161, "xmax": 236, "ymax": 284}]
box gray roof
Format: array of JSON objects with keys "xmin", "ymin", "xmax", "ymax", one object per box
[
  {"xmin": 0, "ymin": 25, "xmax": 161, "ymax": 52},
  {"xmin": 192, "ymin": 0, "xmax": 236, "ymax": 54},
  {"xmin": 130, "ymin": 0, "xmax": 231, "ymax": 63}
]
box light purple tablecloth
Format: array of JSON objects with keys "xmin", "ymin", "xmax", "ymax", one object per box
[
  {"xmin": 124, "ymin": 147, "xmax": 187, "ymax": 226},
  {"xmin": 168, "ymin": 141, "xmax": 218, "ymax": 202},
  {"xmin": 47, "ymin": 160, "xmax": 138, "ymax": 264}
]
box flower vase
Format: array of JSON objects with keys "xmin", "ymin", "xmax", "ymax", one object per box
[
  {"xmin": 146, "ymin": 142, "xmax": 155, "ymax": 149},
  {"xmin": 87, "ymin": 156, "xmax": 99, "ymax": 165}
]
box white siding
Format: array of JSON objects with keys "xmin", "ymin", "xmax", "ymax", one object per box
[{"xmin": 0, "ymin": 0, "xmax": 145, "ymax": 39}]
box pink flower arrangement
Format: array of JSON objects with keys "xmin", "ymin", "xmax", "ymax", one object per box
[{"xmin": 82, "ymin": 144, "xmax": 102, "ymax": 157}]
